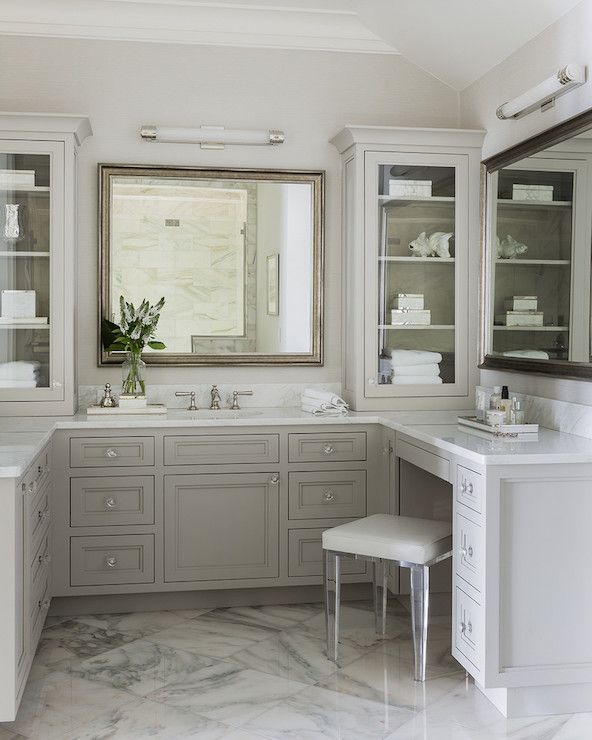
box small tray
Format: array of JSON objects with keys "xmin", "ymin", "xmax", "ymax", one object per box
[
  {"xmin": 458, "ymin": 415, "xmax": 538, "ymax": 440},
  {"xmin": 87, "ymin": 404, "xmax": 167, "ymax": 415}
]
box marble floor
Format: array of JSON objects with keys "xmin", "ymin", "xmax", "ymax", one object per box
[{"xmin": 0, "ymin": 598, "xmax": 590, "ymax": 739}]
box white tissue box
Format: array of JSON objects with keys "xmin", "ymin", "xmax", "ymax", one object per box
[
  {"xmin": 496, "ymin": 311, "xmax": 544, "ymax": 327},
  {"xmin": 1, "ymin": 290, "xmax": 36, "ymax": 319},
  {"xmin": 391, "ymin": 309, "xmax": 431, "ymax": 326},
  {"xmin": 118, "ymin": 394, "xmax": 147, "ymax": 409},
  {"xmin": 504, "ymin": 296, "xmax": 538, "ymax": 311},
  {"xmin": 512, "ymin": 184, "xmax": 553, "ymax": 202},
  {"xmin": 388, "ymin": 180, "xmax": 432, "ymax": 198},
  {"xmin": 0, "ymin": 169, "xmax": 35, "ymax": 188},
  {"xmin": 393, "ymin": 294, "xmax": 424, "ymax": 310}
]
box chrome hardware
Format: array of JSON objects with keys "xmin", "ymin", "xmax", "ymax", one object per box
[
  {"xmin": 270, "ymin": 474, "xmax": 280, "ymax": 485},
  {"xmin": 467, "ymin": 546, "xmax": 473, "ymax": 557},
  {"xmin": 461, "ymin": 545, "xmax": 473, "ymax": 559},
  {"xmin": 105, "ymin": 556, "xmax": 118, "ymax": 568},
  {"xmin": 467, "ymin": 483, "xmax": 474, "ymax": 494},
  {"xmin": 26, "ymin": 481, "xmax": 36, "ymax": 495},
  {"xmin": 230, "ymin": 389, "xmax": 254, "ymax": 410},
  {"xmin": 381, "ymin": 442, "xmax": 394, "ymax": 456},
  {"xmin": 322, "ymin": 489, "xmax": 335, "ymax": 502},
  {"xmin": 38, "ymin": 509, "xmax": 49, "ymax": 520},
  {"xmin": 322, "ymin": 444, "xmax": 335, "ymax": 455},
  {"xmin": 175, "ymin": 391, "xmax": 197, "ymax": 411},
  {"xmin": 105, "ymin": 448, "xmax": 118, "ymax": 458},
  {"xmin": 37, "ymin": 464, "xmax": 45, "ymax": 476},
  {"xmin": 210, "ymin": 385, "xmax": 222, "ymax": 410},
  {"xmin": 38, "ymin": 553, "xmax": 51, "ymax": 565},
  {"xmin": 367, "ymin": 378, "xmax": 376, "ymax": 385},
  {"xmin": 105, "ymin": 497, "xmax": 117, "ymax": 509},
  {"xmin": 52, "ymin": 381, "xmax": 62, "ymax": 389},
  {"xmin": 461, "ymin": 620, "xmax": 473, "ymax": 635},
  {"xmin": 39, "ymin": 598, "xmax": 51, "ymax": 610},
  {"xmin": 461, "ymin": 480, "xmax": 474, "ymax": 495}
]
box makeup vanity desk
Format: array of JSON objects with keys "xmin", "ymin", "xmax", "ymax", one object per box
[{"xmin": 2, "ymin": 408, "xmax": 592, "ymax": 720}]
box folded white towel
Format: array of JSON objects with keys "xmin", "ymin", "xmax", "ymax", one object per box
[
  {"xmin": 0, "ymin": 361, "xmax": 38, "ymax": 381},
  {"xmin": 303, "ymin": 388, "xmax": 348, "ymax": 407},
  {"xmin": 391, "ymin": 376, "xmax": 443, "ymax": 385},
  {"xmin": 503, "ymin": 350, "xmax": 549, "ymax": 360},
  {"xmin": 301, "ymin": 401, "xmax": 348, "ymax": 415},
  {"xmin": 390, "ymin": 350, "xmax": 442, "ymax": 366},
  {"xmin": 0, "ymin": 379, "xmax": 37, "ymax": 388},
  {"xmin": 392, "ymin": 363, "xmax": 440, "ymax": 377}
]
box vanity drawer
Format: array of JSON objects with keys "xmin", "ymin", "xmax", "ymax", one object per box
[
  {"xmin": 288, "ymin": 471, "xmax": 367, "ymax": 520},
  {"xmin": 30, "ymin": 528, "xmax": 50, "ymax": 591},
  {"xmin": 288, "ymin": 432, "xmax": 367, "ymax": 463},
  {"xmin": 70, "ymin": 534, "xmax": 155, "ymax": 586},
  {"xmin": 455, "ymin": 585, "xmax": 482, "ymax": 672},
  {"xmin": 455, "ymin": 509, "xmax": 483, "ymax": 592},
  {"xmin": 164, "ymin": 434, "xmax": 279, "ymax": 466},
  {"xmin": 27, "ymin": 483, "xmax": 50, "ymax": 560},
  {"xmin": 21, "ymin": 446, "xmax": 51, "ymax": 498},
  {"xmin": 70, "ymin": 476, "xmax": 155, "ymax": 527},
  {"xmin": 288, "ymin": 527, "xmax": 367, "ymax": 577},
  {"xmin": 30, "ymin": 580, "xmax": 50, "ymax": 653},
  {"xmin": 70, "ymin": 437, "xmax": 155, "ymax": 468},
  {"xmin": 457, "ymin": 466, "xmax": 483, "ymax": 514},
  {"xmin": 397, "ymin": 438, "xmax": 450, "ymax": 482}
]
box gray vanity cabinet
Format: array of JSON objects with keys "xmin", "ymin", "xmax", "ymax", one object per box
[{"xmin": 164, "ymin": 472, "xmax": 279, "ymax": 582}]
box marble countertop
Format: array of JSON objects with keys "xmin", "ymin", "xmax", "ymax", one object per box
[{"xmin": 2, "ymin": 407, "xmax": 592, "ymax": 477}]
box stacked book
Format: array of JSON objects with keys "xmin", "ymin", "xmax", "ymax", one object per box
[
  {"xmin": 496, "ymin": 296, "xmax": 543, "ymax": 327},
  {"xmin": 391, "ymin": 294, "xmax": 430, "ymax": 326}
]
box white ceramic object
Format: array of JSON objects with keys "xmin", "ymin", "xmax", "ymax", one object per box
[
  {"xmin": 496, "ymin": 234, "xmax": 529, "ymax": 259},
  {"xmin": 408, "ymin": 231, "xmax": 453, "ymax": 258}
]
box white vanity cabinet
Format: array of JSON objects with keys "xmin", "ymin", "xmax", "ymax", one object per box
[
  {"xmin": 0, "ymin": 443, "xmax": 51, "ymax": 721},
  {"xmin": 0, "ymin": 114, "xmax": 91, "ymax": 416},
  {"xmin": 331, "ymin": 126, "xmax": 485, "ymax": 410}
]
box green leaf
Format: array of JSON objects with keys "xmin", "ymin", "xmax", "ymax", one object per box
[
  {"xmin": 147, "ymin": 341, "xmax": 166, "ymax": 350},
  {"xmin": 101, "ymin": 318, "xmax": 121, "ymax": 350}
]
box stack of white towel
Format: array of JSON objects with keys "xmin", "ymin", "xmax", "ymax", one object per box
[
  {"xmin": 0, "ymin": 361, "xmax": 39, "ymax": 388},
  {"xmin": 390, "ymin": 350, "xmax": 443, "ymax": 384},
  {"xmin": 301, "ymin": 388, "xmax": 349, "ymax": 415}
]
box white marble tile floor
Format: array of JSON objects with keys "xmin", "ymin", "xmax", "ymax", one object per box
[{"xmin": 2, "ymin": 598, "xmax": 589, "ymax": 739}]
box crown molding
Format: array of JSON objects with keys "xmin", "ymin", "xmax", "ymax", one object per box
[{"xmin": 0, "ymin": 0, "xmax": 399, "ymax": 54}]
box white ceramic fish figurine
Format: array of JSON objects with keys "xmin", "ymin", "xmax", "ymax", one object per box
[
  {"xmin": 408, "ymin": 231, "xmax": 453, "ymax": 258},
  {"xmin": 497, "ymin": 234, "xmax": 528, "ymax": 259}
]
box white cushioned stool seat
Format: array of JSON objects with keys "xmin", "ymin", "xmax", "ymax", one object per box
[{"xmin": 322, "ymin": 513, "xmax": 452, "ymax": 564}]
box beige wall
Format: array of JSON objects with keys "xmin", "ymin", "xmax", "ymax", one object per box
[
  {"xmin": 0, "ymin": 35, "xmax": 459, "ymax": 389},
  {"xmin": 460, "ymin": 0, "xmax": 592, "ymax": 405}
]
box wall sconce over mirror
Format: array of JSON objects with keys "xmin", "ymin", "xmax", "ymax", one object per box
[
  {"xmin": 480, "ymin": 106, "xmax": 592, "ymax": 380},
  {"xmin": 496, "ymin": 64, "xmax": 586, "ymax": 120},
  {"xmin": 99, "ymin": 164, "xmax": 324, "ymax": 366},
  {"xmin": 140, "ymin": 125, "xmax": 285, "ymax": 148}
]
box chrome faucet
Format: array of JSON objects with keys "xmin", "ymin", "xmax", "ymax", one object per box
[
  {"xmin": 210, "ymin": 385, "xmax": 222, "ymax": 410},
  {"xmin": 230, "ymin": 389, "xmax": 254, "ymax": 410},
  {"xmin": 175, "ymin": 391, "xmax": 197, "ymax": 411}
]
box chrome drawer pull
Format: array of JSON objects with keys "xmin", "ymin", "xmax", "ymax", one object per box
[
  {"xmin": 461, "ymin": 480, "xmax": 475, "ymax": 495},
  {"xmin": 322, "ymin": 444, "xmax": 335, "ymax": 455},
  {"xmin": 105, "ymin": 497, "xmax": 117, "ymax": 509},
  {"xmin": 105, "ymin": 556, "xmax": 118, "ymax": 568},
  {"xmin": 38, "ymin": 553, "xmax": 51, "ymax": 565},
  {"xmin": 38, "ymin": 598, "xmax": 51, "ymax": 610},
  {"xmin": 270, "ymin": 474, "xmax": 280, "ymax": 485},
  {"xmin": 460, "ymin": 620, "xmax": 472, "ymax": 635},
  {"xmin": 460, "ymin": 545, "xmax": 473, "ymax": 559},
  {"xmin": 322, "ymin": 489, "xmax": 335, "ymax": 502},
  {"xmin": 105, "ymin": 448, "xmax": 118, "ymax": 458},
  {"xmin": 38, "ymin": 509, "xmax": 50, "ymax": 520}
]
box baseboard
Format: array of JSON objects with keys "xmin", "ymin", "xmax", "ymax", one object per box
[{"xmin": 49, "ymin": 582, "xmax": 374, "ymax": 617}]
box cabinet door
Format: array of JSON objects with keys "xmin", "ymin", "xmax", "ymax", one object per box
[
  {"xmin": 164, "ymin": 472, "xmax": 279, "ymax": 582},
  {"xmin": 364, "ymin": 151, "xmax": 469, "ymax": 398},
  {"xmin": 0, "ymin": 141, "xmax": 66, "ymax": 403}
]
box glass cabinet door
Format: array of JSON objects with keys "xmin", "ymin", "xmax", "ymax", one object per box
[
  {"xmin": 0, "ymin": 142, "xmax": 63, "ymax": 400},
  {"xmin": 365, "ymin": 152, "xmax": 468, "ymax": 396}
]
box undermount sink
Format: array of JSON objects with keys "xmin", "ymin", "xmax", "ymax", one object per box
[{"xmin": 191, "ymin": 408, "xmax": 263, "ymax": 418}]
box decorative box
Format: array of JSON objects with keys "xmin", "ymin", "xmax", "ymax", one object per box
[
  {"xmin": 388, "ymin": 179, "xmax": 432, "ymax": 198},
  {"xmin": 393, "ymin": 294, "xmax": 424, "ymax": 310},
  {"xmin": 512, "ymin": 184, "xmax": 553, "ymax": 201},
  {"xmin": 391, "ymin": 309, "xmax": 431, "ymax": 326},
  {"xmin": 0, "ymin": 169, "xmax": 35, "ymax": 188},
  {"xmin": 1, "ymin": 290, "xmax": 36, "ymax": 319},
  {"xmin": 495, "ymin": 311, "xmax": 544, "ymax": 327},
  {"xmin": 504, "ymin": 296, "xmax": 538, "ymax": 311}
]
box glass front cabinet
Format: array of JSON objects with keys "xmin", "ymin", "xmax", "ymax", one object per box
[
  {"xmin": 331, "ymin": 126, "xmax": 485, "ymax": 410},
  {"xmin": 0, "ymin": 114, "xmax": 91, "ymax": 416}
]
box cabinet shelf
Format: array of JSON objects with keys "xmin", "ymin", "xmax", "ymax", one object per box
[
  {"xmin": 493, "ymin": 325, "xmax": 569, "ymax": 332},
  {"xmin": 0, "ymin": 186, "xmax": 49, "ymax": 193},
  {"xmin": 379, "ymin": 256, "xmax": 455, "ymax": 263},
  {"xmin": 380, "ymin": 324, "xmax": 455, "ymax": 330},
  {"xmin": 0, "ymin": 251, "xmax": 50, "ymax": 257},
  {"xmin": 497, "ymin": 198, "xmax": 571, "ymax": 208},
  {"xmin": 495, "ymin": 259, "xmax": 570, "ymax": 266},
  {"xmin": 0, "ymin": 323, "xmax": 49, "ymax": 330},
  {"xmin": 379, "ymin": 195, "xmax": 454, "ymax": 206}
]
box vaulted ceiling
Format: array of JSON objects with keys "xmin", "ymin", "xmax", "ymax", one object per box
[{"xmin": 0, "ymin": 0, "xmax": 583, "ymax": 90}]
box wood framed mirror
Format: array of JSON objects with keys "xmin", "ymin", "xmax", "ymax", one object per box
[
  {"xmin": 99, "ymin": 164, "xmax": 324, "ymax": 366},
  {"xmin": 480, "ymin": 108, "xmax": 592, "ymax": 380}
]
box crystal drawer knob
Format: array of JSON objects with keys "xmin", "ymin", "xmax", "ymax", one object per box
[
  {"xmin": 105, "ymin": 497, "xmax": 117, "ymax": 509},
  {"xmin": 467, "ymin": 483, "xmax": 474, "ymax": 494},
  {"xmin": 26, "ymin": 481, "xmax": 37, "ymax": 495},
  {"xmin": 270, "ymin": 474, "xmax": 279, "ymax": 485},
  {"xmin": 39, "ymin": 553, "xmax": 51, "ymax": 565},
  {"xmin": 322, "ymin": 489, "xmax": 335, "ymax": 502},
  {"xmin": 105, "ymin": 448, "xmax": 118, "ymax": 458},
  {"xmin": 461, "ymin": 620, "xmax": 473, "ymax": 635},
  {"xmin": 461, "ymin": 545, "xmax": 473, "ymax": 559},
  {"xmin": 367, "ymin": 378, "xmax": 376, "ymax": 385},
  {"xmin": 105, "ymin": 556, "xmax": 118, "ymax": 568},
  {"xmin": 322, "ymin": 444, "xmax": 335, "ymax": 455},
  {"xmin": 38, "ymin": 509, "xmax": 49, "ymax": 520},
  {"xmin": 39, "ymin": 598, "xmax": 51, "ymax": 610}
]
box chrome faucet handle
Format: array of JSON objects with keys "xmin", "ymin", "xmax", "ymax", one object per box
[
  {"xmin": 175, "ymin": 391, "xmax": 197, "ymax": 411},
  {"xmin": 210, "ymin": 385, "xmax": 221, "ymax": 410},
  {"xmin": 230, "ymin": 389, "xmax": 254, "ymax": 410}
]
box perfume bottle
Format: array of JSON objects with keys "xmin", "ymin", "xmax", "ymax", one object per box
[{"xmin": 510, "ymin": 398, "xmax": 525, "ymax": 425}]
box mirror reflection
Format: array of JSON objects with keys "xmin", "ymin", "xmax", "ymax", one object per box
[
  {"xmin": 100, "ymin": 166, "xmax": 323, "ymax": 365},
  {"xmin": 485, "ymin": 130, "xmax": 592, "ymax": 366}
]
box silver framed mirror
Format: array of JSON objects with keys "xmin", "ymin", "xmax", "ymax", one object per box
[
  {"xmin": 99, "ymin": 164, "xmax": 324, "ymax": 366},
  {"xmin": 480, "ymin": 108, "xmax": 592, "ymax": 380}
]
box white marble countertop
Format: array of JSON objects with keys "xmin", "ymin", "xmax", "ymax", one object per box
[{"xmin": 2, "ymin": 407, "xmax": 592, "ymax": 476}]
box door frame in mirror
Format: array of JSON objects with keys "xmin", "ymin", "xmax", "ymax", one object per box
[
  {"xmin": 99, "ymin": 164, "xmax": 324, "ymax": 366},
  {"xmin": 480, "ymin": 107, "xmax": 592, "ymax": 380}
]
